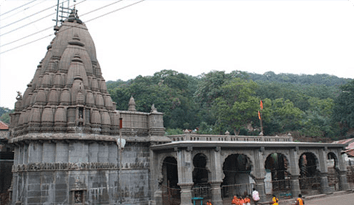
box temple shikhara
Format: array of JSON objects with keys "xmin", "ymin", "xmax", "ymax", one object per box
[{"xmin": 4, "ymin": 9, "xmax": 352, "ymax": 205}]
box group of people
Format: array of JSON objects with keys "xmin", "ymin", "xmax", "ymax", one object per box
[
  {"xmin": 231, "ymin": 195, "xmax": 251, "ymax": 205},
  {"xmin": 230, "ymin": 188, "xmax": 260, "ymax": 205},
  {"xmin": 206, "ymin": 189, "xmax": 305, "ymax": 205}
]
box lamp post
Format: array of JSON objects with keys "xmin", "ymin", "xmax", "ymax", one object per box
[{"xmin": 117, "ymin": 118, "xmax": 126, "ymax": 204}]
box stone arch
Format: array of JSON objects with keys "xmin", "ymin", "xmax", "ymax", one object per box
[
  {"xmin": 298, "ymin": 152, "xmax": 319, "ymax": 177},
  {"xmin": 327, "ymin": 152, "xmax": 339, "ymax": 169},
  {"xmin": 221, "ymin": 153, "xmax": 253, "ymax": 197},
  {"xmin": 264, "ymin": 152, "xmax": 291, "ymax": 195},
  {"xmin": 265, "ymin": 152, "xmax": 290, "ymax": 181},
  {"xmin": 263, "ymin": 150, "xmax": 291, "ymax": 174},
  {"xmin": 327, "ymin": 151, "xmax": 340, "ymax": 190},
  {"xmin": 192, "ymin": 151, "xmax": 211, "ymax": 172},
  {"xmin": 298, "ymin": 152, "xmax": 321, "ymax": 192},
  {"xmin": 192, "ymin": 153, "xmax": 209, "ymax": 186},
  {"xmin": 158, "ymin": 154, "xmax": 178, "ymax": 188},
  {"xmin": 220, "ymin": 151, "xmax": 254, "ymax": 176}
]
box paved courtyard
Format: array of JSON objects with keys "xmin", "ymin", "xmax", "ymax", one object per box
[
  {"xmin": 221, "ymin": 191, "xmax": 354, "ymax": 205},
  {"xmin": 304, "ymin": 192, "xmax": 354, "ymax": 205}
]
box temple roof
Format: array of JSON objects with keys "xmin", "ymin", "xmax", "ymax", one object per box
[
  {"xmin": 10, "ymin": 9, "xmax": 119, "ymax": 137},
  {"xmin": 0, "ymin": 121, "xmax": 9, "ymax": 130}
]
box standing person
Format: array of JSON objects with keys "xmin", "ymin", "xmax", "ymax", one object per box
[
  {"xmin": 272, "ymin": 194, "xmax": 279, "ymax": 205},
  {"xmin": 295, "ymin": 194, "xmax": 304, "ymax": 205},
  {"xmin": 252, "ymin": 188, "xmax": 260, "ymax": 205},
  {"xmin": 207, "ymin": 200, "xmax": 213, "ymax": 205}
]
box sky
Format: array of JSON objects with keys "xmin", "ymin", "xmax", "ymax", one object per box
[{"xmin": 1, "ymin": 0, "xmax": 354, "ymax": 109}]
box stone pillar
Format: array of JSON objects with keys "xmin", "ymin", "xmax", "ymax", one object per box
[
  {"xmin": 289, "ymin": 148, "xmax": 301, "ymax": 197},
  {"xmin": 150, "ymin": 148, "xmax": 162, "ymax": 205},
  {"xmin": 253, "ymin": 149, "xmax": 266, "ymax": 202},
  {"xmin": 179, "ymin": 183, "xmax": 194, "ymax": 205},
  {"xmin": 210, "ymin": 182, "xmax": 223, "ymax": 205},
  {"xmin": 337, "ymin": 149, "xmax": 350, "ymax": 190},
  {"xmin": 318, "ymin": 148, "xmax": 333, "ymax": 194},
  {"xmin": 338, "ymin": 170, "xmax": 350, "ymax": 190},
  {"xmin": 254, "ymin": 177, "xmax": 266, "ymax": 202},
  {"xmin": 209, "ymin": 147, "xmax": 223, "ymax": 205},
  {"xmin": 290, "ymin": 175, "xmax": 301, "ymax": 198},
  {"xmin": 319, "ymin": 172, "xmax": 334, "ymax": 194},
  {"xmin": 153, "ymin": 190, "xmax": 162, "ymax": 205},
  {"xmin": 177, "ymin": 149, "xmax": 193, "ymax": 205}
]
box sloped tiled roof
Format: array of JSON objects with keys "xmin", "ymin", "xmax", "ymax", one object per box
[
  {"xmin": 0, "ymin": 121, "xmax": 9, "ymax": 130},
  {"xmin": 345, "ymin": 149, "xmax": 354, "ymax": 157},
  {"xmin": 333, "ymin": 138, "xmax": 354, "ymax": 156}
]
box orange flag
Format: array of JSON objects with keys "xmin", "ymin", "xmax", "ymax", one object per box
[
  {"xmin": 260, "ymin": 100, "xmax": 263, "ymax": 110},
  {"xmin": 258, "ymin": 111, "xmax": 261, "ymax": 120}
]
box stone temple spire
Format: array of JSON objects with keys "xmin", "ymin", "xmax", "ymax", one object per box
[
  {"xmin": 10, "ymin": 9, "xmax": 119, "ymax": 137},
  {"xmin": 128, "ymin": 96, "xmax": 136, "ymax": 111},
  {"xmin": 7, "ymin": 9, "xmax": 165, "ymax": 205}
]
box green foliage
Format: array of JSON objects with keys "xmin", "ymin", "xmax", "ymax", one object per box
[
  {"xmin": 0, "ymin": 107, "xmax": 12, "ymax": 124},
  {"xmin": 106, "ymin": 69, "xmax": 350, "ymax": 139},
  {"xmin": 197, "ymin": 122, "xmax": 216, "ymax": 134},
  {"xmin": 213, "ymin": 78, "xmax": 259, "ymax": 134},
  {"xmin": 248, "ymin": 72, "xmax": 350, "ymax": 86},
  {"xmin": 165, "ymin": 128, "xmax": 183, "ymax": 135},
  {"xmin": 108, "ymin": 70, "xmax": 200, "ymax": 129},
  {"xmin": 333, "ymin": 80, "xmax": 354, "ymax": 134}
]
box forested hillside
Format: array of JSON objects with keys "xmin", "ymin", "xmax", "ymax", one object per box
[
  {"xmin": 0, "ymin": 107, "xmax": 12, "ymax": 124},
  {"xmin": 107, "ymin": 70, "xmax": 352, "ymax": 140},
  {"xmin": 1, "ymin": 70, "xmax": 352, "ymax": 140}
]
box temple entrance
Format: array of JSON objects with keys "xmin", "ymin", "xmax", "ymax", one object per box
[
  {"xmin": 192, "ymin": 153, "xmax": 211, "ymax": 200},
  {"xmin": 221, "ymin": 154, "xmax": 253, "ymax": 199},
  {"xmin": 162, "ymin": 157, "xmax": 180, "ymax": 205},
  {"xmin": 327, "ymin": 152, "xmax": 339, "ymax": 190},
  {"xmin": 298, "ymin": 152, "xmax": 321, "ymax": 194},
  {"xmin": 264, "ymin": 153, "xmax": 290, "ymax": 195}
]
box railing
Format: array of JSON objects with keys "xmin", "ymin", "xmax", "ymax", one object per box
[
  {"xmin": 192, "ymin": 184, "xmax": 212, "ymax": 200},
  {"xmin": 299, "ymin": 176, "xmax": 321, "ymax": 191},
  {"xmin": 167, "ymin": 134, "xmax": 293, "ymax": 142},
  {"xmin": 346, "ymin": 165, "xmax": 354, "ymax": 189},
  {"xmin": 161, "ymin": 185, "xmax": 180, "ymax": 205},
  {"xmin": 327, "ymin": 172, "xmax": 339, "ymax": 191},
  {"xmin": 271, "ymin": 179, "xmax": 291, "ymax": 191},
  {"xmin": 221, "ymin": 183, "xmax": 254, "ymax": 198}
]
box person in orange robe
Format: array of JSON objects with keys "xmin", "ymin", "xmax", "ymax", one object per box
[
  {"xmin": 295, "ymin": 194, "xmax": 304, "ymax": 205},
  {"xmin": 244, "ymin": 195, "xmax": 251, "ymax": 205},
  {"xmin": 239, "ymin": 196, "xmax": 245, "ymax": 205},
  {"xmin": 272, "ymin": 194, "xmax": 279, "ymax": 205},
  {"xmin": 231, "ymin": 195, "xmax": 239, "ymax": 205}
]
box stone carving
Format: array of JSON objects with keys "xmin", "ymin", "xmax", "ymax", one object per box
[
  {"xmin": 16, "ymin": 91, "xmax": 22, "ymax": 100},
  {"xmin": 12, "ymin": 162, "xmax": 120, "ymax": 172},
  {"xmin": 151, "ymin": 104, "xmax": 157, "ymax": 113},
  {"xmin": 74, "ymin": 191, "xmax": 83, "ymax": 203}
]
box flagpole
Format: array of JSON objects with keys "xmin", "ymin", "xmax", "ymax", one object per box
[
  {"xmin": 260, "ymin": 112, "xmax": 263, "ymax": 135},
  {"xmin": 259, "ymin": 100, "xmax": 264, "ymax": 135}
]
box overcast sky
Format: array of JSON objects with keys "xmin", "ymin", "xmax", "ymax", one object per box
[{"xmin": 1, "ymin": 0, "xmax": 354, "ymax": 109}]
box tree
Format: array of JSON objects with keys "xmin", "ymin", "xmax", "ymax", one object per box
[
  {"xmin": 0, "ymin": 107, "xmax": 12, "ymax": 124},
  {"xmin": 108, "ymin": 70, "xmax": 200, "ymax": 129},
  {"xmin": 333, "ymin": 80, "xmax": 354, "ymax": 136},
  {"xmin": 213, "ymin": 78, "xmax": 259, "ymax": 134},
  {"xmin": 301, "ymin": 97, "xmax": 337, "ymax": 138}
]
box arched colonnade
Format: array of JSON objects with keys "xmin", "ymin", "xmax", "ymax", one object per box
[{"xmin": 150, "ymin": 142, "xmax": 350, "ymax": 205}]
